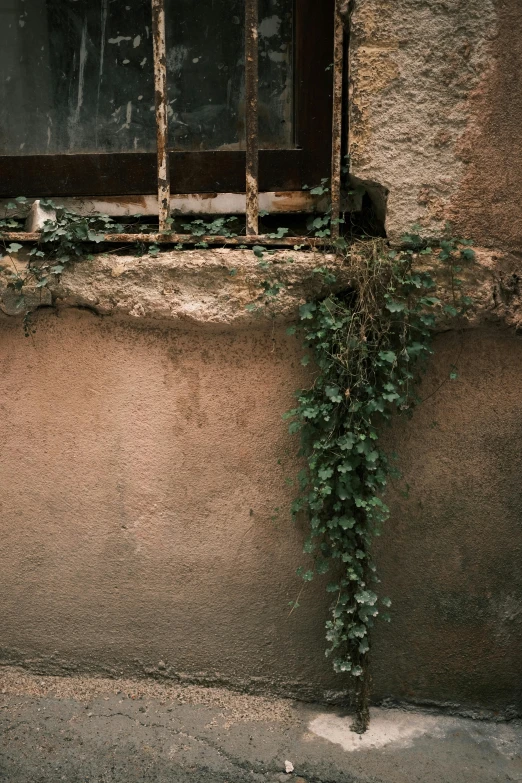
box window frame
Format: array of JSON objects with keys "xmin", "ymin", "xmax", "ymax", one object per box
[{"xmin": 0, "ymin": 0, "xmax": 334, "ymax": 198}]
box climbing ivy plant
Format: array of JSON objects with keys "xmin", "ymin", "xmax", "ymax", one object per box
[{"xmin": 281, "ymin": 232, "xmax": 473, "ymax": 732}]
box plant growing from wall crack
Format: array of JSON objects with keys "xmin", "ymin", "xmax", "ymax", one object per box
[{"xmin": 280, "ymin": 231, "xmax": 473, "ymax": 733}]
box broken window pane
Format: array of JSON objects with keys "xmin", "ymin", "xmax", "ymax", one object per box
[{"xmin": 0, "ymin": 0, "xmax": 294, "ymax": 156}]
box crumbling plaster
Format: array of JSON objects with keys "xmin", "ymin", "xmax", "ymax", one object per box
[
  {"xmin": 2, "ymin": 247, "xmax": 522, "ymax": 331},
  {"xmin": 0, "ymin": 249, "xmax": 339, "ymax": 328},
  {"xmin": 349, "ymin": 0, "xmax": 522, "ymax": 251}
]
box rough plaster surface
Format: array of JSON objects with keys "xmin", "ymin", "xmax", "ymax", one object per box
[
  {"xmin": 349, "ymin": 0, "xmax": 522, "ymax": 250},
  {"xmin": 2, "ymin": 247, "xmax": 522, "ymax": 329},
  {"xmin": 447, "ymin": 0, "xmax": 522, "ymax": 251},
  {"xmin": 372, "ymin": 327, "xmax": 522, "ymax": 715},
  {"xmin": 0, "ymin": 310, "xmax": 521, "ymax": 714},
  {"xmin": 0, "ymin": 249, "xmax": 341, "ymax": 327},
  {"xmin": 1, "ymin": 668, "xmax": 521, "ymax": 783},
  {"xmin": 0, "ymin": 310, "xmax": 342, "ymax": 699}
]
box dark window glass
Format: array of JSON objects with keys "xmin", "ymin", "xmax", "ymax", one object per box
[{"xmin": 0, "ymin": 0, "xmax": 293, "ymax": 155}]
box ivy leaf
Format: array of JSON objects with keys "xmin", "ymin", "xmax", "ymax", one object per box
[
  {"xmin": 325, "ymin": 385, "xmax": 342, "ymax": 403},
  {"xmin": 386, "ymin": 300, "xmax": 405, "ymax": 313},
  {"xmin": 268, "ymin": 227, "xmax": 289, "ymax": 239},
  {"xmin": 299, "ymin": 302, "xmax": 317, "ymax": 320},
  {"xmin": 326, "ymin": 582, "xmax": 340, "ymax": 593},
  {"xmin": 315, "ymin": 559, "xmax": 329, "ymax": 575},
  {"xmin": 338, "ymin": 433, "xmax": 356, "ymax": 451},
  {"xmin": 7, "ymin": 243, "xmax": 22, "ymax": 254},
  {"xmin": 378, "ymin": 350, "xmax": 396, "ymax": 364},
  {"xmin": 355, "ymin": 590, "xmax": 378, "ymax": 606},
  {"xmin": 444, "ymin": 304, "xmax": 459, "ymax": 317},
  {"xmin": 87, "ymin": 230, "xmax": 105, "ymax": 243},
  {"xmin": 318, "ymin": 466, "xmax": 334, "ymax": 480},
  {"xmin": 461, "ymin": 247, "xmax": 475, "ymax": 261}
]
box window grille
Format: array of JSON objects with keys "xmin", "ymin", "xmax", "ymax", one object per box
[{"xmin": 1, "ymin": 0, "xmax": 345, "ymax": 248}]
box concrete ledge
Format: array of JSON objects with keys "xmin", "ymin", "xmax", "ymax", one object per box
[
  {"xmin": 0, "ymin": 249, "xmax": 341, "ymax": 328},
  {"xmin": 1, "ymin": 246, "xmax": 521, "ymax": 330}
]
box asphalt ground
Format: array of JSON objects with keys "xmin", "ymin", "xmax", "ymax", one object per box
[{"xmin": 1, "ymin": 667, "xmax": 521, "ymax": 783}]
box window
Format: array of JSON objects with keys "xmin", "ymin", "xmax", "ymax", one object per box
[{"xmin": 0, "ymin": 0, "xmax": 335, "ymax": 198}]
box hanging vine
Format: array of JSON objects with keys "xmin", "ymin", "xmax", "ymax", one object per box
[{"xmin": 281, "ymin": 233, "xmax": 474, "ymax": 732}]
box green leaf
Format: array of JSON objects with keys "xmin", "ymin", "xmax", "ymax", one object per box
[
  {"xmin": 326, "ymin": 582, "xmax": 340, "ymax": 593},
  {"xmin": 325, "ymin": 385, "xmax": 342, "ymax": 403},
  {"xmin": 444, "ymin": 304, "xmax": 459, "ymax": 317},
  {"xmin": 355, "ymin": 590, "xmax": 378, "ymax": 606},
  {"xmin": 299, "ymin": 302, "xmax": 317, "ymax": 320},
  {"xmin": 385, "ymin": 301, "xmax": 405, "ymax": 313},
  {"xmin": 87, "ymin": 230, "xmax": 105, "ymax": 243},
  {"xmin": 7, "ymin": 243, "xmax": 22, "ymax": 254},
  {"xmin": 315, "ymin": 559, "xmax": 329, "ymax": 575},
  {"xmin": 318, "ymin": 466, "xmax": 334, "ymax": 480},
  {"xmin": 378, "ymin": 350, "xmax": 396, "ymax": 364}
]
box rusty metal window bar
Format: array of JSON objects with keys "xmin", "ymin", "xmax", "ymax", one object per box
[{"xmin": 1, "ymin": 0, "xmax": 344, "ymax": 248}]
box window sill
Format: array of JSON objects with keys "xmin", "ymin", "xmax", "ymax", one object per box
[{"xmin": 0, "ymin": 248, "xmax": 342, "ymax": 328}]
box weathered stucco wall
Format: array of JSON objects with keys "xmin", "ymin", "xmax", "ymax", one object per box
[
  {"xmin": 1, "ymin": 0, "xmax": 522, "ymax": 718},
  {"xmin": 0, "ymin": 309, "xmax": 521, "ymax": 715},
  {"xmin": 373, "ymin": 328, "xmax": 522, "ymax": 715},
  {"xmin": 0, "ymin": 310, "xmax": 334, "ymax": 699},
  {"xmin": 349, "ymin": 0, "xmax": 522, "ymax": 252}
]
